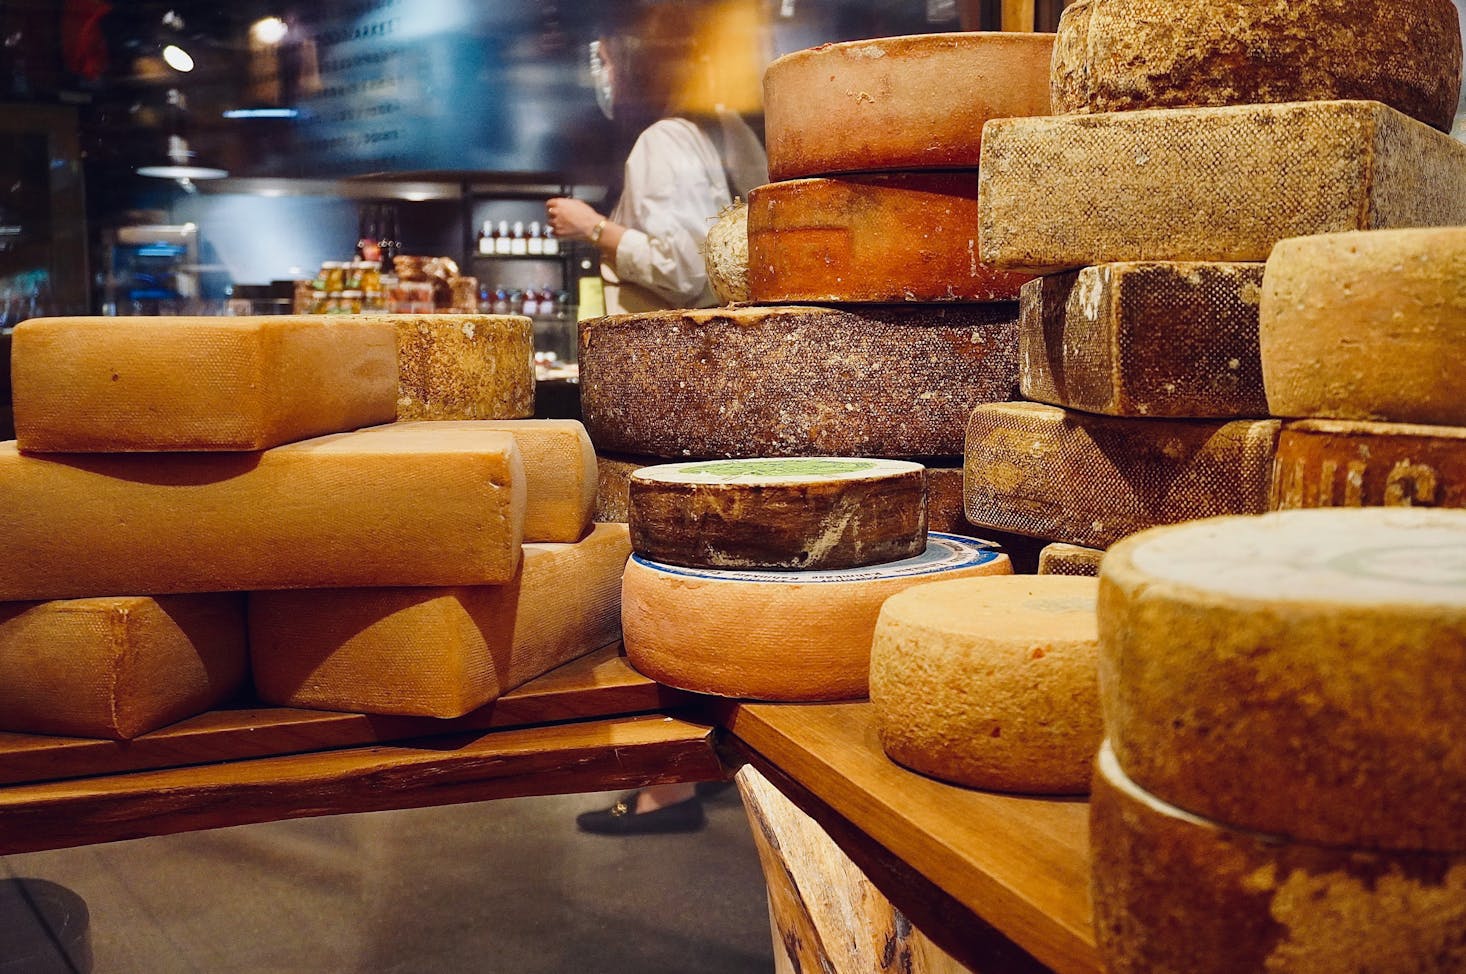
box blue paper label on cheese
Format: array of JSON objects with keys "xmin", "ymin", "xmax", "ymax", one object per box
[{"xmin": 632, "ymin": 532, "xmax": 1003, "ymax": 583}]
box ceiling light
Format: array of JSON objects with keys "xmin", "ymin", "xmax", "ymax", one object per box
[
  {"xmin": 250, "ymin": 17, "xmax": 288, "ymax": 46},
  {"xmin": 137, "ymin": 135, "xmax": 227, "ymax": 180},
  {"xmin": 162, "ymin": 44, "xmax": 194, "ymax": 72},
  {"xmin": 221, "ymin": 107, "xmax": 300, "ymax": 119}
]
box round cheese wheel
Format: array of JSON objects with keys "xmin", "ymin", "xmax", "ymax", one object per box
[
  {"xmin": 1100, "ymin": 507, "xmax": 1466, "ymax": 851},
  {"xmin": 764, "ymin": 32, "xmax": 1054, "ymax": 180},
  {"xmin": 628, "ymin": 457, "xmax": 926, "ymax": 571},
  {"xmin": 870, "ymin": 575, "xmax": 1102, "ymax": 793},
  {"xmin": 622, "ymin": 533, "xmax": 1011, "ymax": 700},
  {"xmin": 747, "ymin": 175, "xmax": 1031, "ymax": 303},
  {"xmin": 701, "ymin": 200, "xmax": 750, "ymax": 305},
  {"xmin": 1052, "ymin": 0, "xmax": 1462, "ymax": 132},
  {"xmin": 1091, "ymin": 742, "xmax": 1466, "ymax": 974},
  {"xmin": 1271, "ymin": 418, "xmax": 1466, "ymax": 511}
]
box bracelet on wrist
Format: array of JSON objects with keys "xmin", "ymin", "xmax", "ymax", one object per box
[{"xmin": 589, "ymin": 219, "xmax": 608, "ymax": 244}]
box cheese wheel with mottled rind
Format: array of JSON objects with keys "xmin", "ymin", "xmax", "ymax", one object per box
[
  {"xmin": 392, "ymin": 314, "xmax": 534, "ymax": 421},
  {"xmin": 870, "ymin": 575, "xmax": 1102, "ymax": 793},
  {"xmin": 629, "ymin": 457, "xmax": 926, "ymax": 571},
  {"xmin": 1099, "ymin": 508, "xmax": 1466, "ymax": 850},
  {"xmin": 1091, "ymin": 742, "xmax": 1466, "ymax": 974},
  {"xmin": 979, "ymin": 101, "xmax": 1466, "ymax": 274},
  {"xmin": 11, "ymin": 316, "xmax": 398, "ymax": 452},
  {"xmin": 765, "ymin": 32, "xmax": 1054, "ymax": 180},
  {"xmin": 1271, "ymin": 419, "xmax": 1466, "ymax": 511},
  {"xmin": 622, "ymin": 533, "xmax": 1011, "ymax": 700}
]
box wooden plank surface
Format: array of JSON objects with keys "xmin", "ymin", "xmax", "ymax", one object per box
[
  {"xmin": 721, "ymin": 701, "xmax": 1098, "ymax": 974},
  {"xmin": 0, "ymin": 644, "xmax": 689, "ymax": 786},
  {"xmin": 0, "ymin": 714, "xmax": 721, "ymax": 856}
]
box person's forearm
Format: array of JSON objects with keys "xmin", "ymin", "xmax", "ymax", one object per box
[{"xmin": 546, "ymin": 196, "xmax": 625, "ymax": 264}]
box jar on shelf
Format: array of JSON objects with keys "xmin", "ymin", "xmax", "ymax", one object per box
[
  {"xmin": 321, "ymin": 261, "xmax": 347, "ymax": 292},
  {"xmin": 339, "ymin": 290, "xmax": 364, "ymax": 314}
]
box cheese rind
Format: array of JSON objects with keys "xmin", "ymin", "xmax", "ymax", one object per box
[
  {"xmin": 1271, "ymin": 419, "xmax": 1466, "ymax": 511},
  {"xmin": 1099, "ymin": 509, "xmax": 1466, "ymax": 850},
  {"xmin": 1038, "ymin": 543, "xmax": 1105, "ymax": 577},
  {"xmin": 580, "ymin": 305, "xmax": 1019, "ymax": 459},
  {"xmin": 0, "ymin": 426, "xmax": 526, "ymax": 601},
  {"xmin": 701, "ymin": 200, "xmax": 751, "ymax": 305},
  {"xmin": 924, "ymin": 466, "xmax": 971, "ymax": 537},
  {"xmin": 979, "ymin": 101, "xmax": 1466, "ymax": 273},
  {"xmin": 870, "ymin": 576, "xmax": 1102, "ymax": 793},
  {"xmin": 1020, "ymin": 262, "xmax": 1267, "ymax": 418},
  {"xmin": 0, "ymin": 594, "xmax": 247, "ymax": 739},
  {"xmin": 963, "ymin": 402, "xmax": 1280, "ymax": 548},
  {"xmin": 1091, "ymin": 742, "xmax": 1466, "ymax": 974},
  {"xmin": 622, "ymin": 533, "xmax": 1011, "ymax": 700},
  {"xmin": 629, "ymin": 458, "xmax": 927, "ymax": 571},
  {"xmin": 11, "ymin": 316, "xmax": 399, "ymax": 452},
  {"xmin": 249, "ymin": 524, "xmax": 630, "ymax": 718},
  {"xmin": 392, "ymin": 314, "xmax": 534, "ymax": 421},
  {"xmin": 1260, "ymin": 228, "xmax": 1466, "ymax": 426},
  {"xmin": 594, "ymin": 453, "xmax": 649, "ymax": 523},
  {"xmin": 1052, "ymin": 0, "xmax": 1462, "ymax": 131},
  {"xmin": 764, "ymin": 32, "xmax": 1054, "ymax": 179},
  {"xmin": 747, "ymin": 175, "xmax": 1030, "ymax": 303}
]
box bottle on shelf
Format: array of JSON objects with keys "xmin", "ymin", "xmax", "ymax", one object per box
[
  {"xmin": 542, "ymin": 223, "xmax": 559, "ymax": 256},
  {"xmin": 495, "ymin": 221, "xmax": 511, "ymax": 255},
  {"xmin": 355, "ymin": 205, "xmax": 381, "ymax": 262},
  {"xmin": 379, "ymin": 206, "xmax": 400, "ymax": 264},
  {"xmin": 510, "ymin": 221, "xmax": 528, "ymax": 256},
  {"xmin": 527, "ymin": 220, "xmax": 544, "ymax": 255},
  {"xmin": 478, "ymin": 220, "xmax": 495, "ymax": 255}
]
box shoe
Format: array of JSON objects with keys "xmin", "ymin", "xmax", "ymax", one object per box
[
  {"xmin": 575, "ymin": 791, "xmax": 706, "ymax": 835},
  {"xmin": 694, "ymin": 779, "xmax": 735, "ymax": 800}
]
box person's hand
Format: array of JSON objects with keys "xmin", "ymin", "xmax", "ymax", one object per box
[{"xmin": 545, "ymin": 197, "xmax": 605, "ymax": 242}]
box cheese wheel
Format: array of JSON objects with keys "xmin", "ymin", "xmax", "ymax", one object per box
[
  {"xmin": 622, "ymin": 533, "xmax": 1011, "ymax": 700},
  {"xmin": 1261, "ymin": 228, "xmax": 1466, "ymax": 426},
  {"xmin": 629, "ymin": 457, "xmax": 926, "ymax": 571},
  {"xmin": 0, "ymin": 425, "xmax": 526, "ymax": 601},
  {"xmin": 1271, "ymin": 419, "xmax": 1466, "ymax": 511},
  {"xmin": 701, "ymin": 200, "xmax": 750, "ymax": 305},
  {"xmin": 1037, "ymin": 543, "xmax": 1104, "ymax": 577},
  {"xmin": 1052, "ymin": 0, "xmax": 1462, "ymax": 132},
  {"xmin": 963, "ymin": 402, "xmax": 1280, "ymax": 548},
  {"xmin": 249, "ymin": 524, "xmax": 630, "ymax": 718},
  {"xmin": 10, "ymin": 316, "xmax": 398, "ymax": 452},
  {"xmin": 747, "ymin": 175, "xmax": 1031, "ymax": 303},
  {"xmin": 1091, "ymin": 742, "xmax": 1466, "ymax": 974},
  {"xmin": 392, "ymin": 314, "xmax": 534, "ymax": 421},
  {"xmin": 979, "ymin": 101, "xmax": 1466, "ymax": 274},
  {"xmin": 1099, "ymin": 508, "xmax": 1466, "ymax": 850},
  {"xmin": 870, "ymin": 576, "xmax": 1102, "ymax": 793},
  {"xmin": 764, "ymin": 32, "xmax": 1054, "ymax": 180},
  {"xmin": 595, "ymin": 452, "xmax": 647, "ymax": 523},
  {"xmin": 0, "ymin": 594, "xmax": 246, "ymax": 740},
  {"xmin": 580, "ymin": 305, "xmax": 1018, "ymax": 459},
  {"xmin": 1020, "ymin": 262, "xmax": 1267, "ymax": 418}
]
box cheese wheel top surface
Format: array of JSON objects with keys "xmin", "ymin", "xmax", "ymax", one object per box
[
  {"xmin": 629, "ymin": 532, "xmax": 1002, "ymax": 585},
  {"xmin": 882, "ymin": 574, "xmax": 1097, "ymax": 639},
  {"xmin": 631, "ymin": 457, "xmax": 922, "ymax": 486}
]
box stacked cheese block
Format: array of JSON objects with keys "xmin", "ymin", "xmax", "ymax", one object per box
[
  {"xmin": 583, "ymin": 32, "xmax": 1055, "ymax": 540},
  {"xmin": 620, "ymin": 457, "xmax": 1011, "ymax": 700},
  {"xmin": 963, "ymin": 0, "xmax": 1466, "ymax": 573},
  {"xmin": 1092, "ymin": 509, "xmax": 1466, "ymax": 971},
  {"xmin": 0, "ymin": 313, "xmax": 625, "ymax": 739}
]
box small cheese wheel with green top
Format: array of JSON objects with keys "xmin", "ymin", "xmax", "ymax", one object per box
[
  {"xmin": 870, "ymin": 575, "xmax": 1102, "ymax": 794},
  {"xmin": 628, "ymin": 457, "xmax": 927, "ymax": 571}
]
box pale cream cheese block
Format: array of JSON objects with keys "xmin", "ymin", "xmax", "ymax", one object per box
[
  {"xmin": 764, "ymin": 31, "xmax": 1054, "ymax": 180},
  {"xmin": 249, "ymin": 524, "xmax": 630, "ymax": 719},
  {"xmin": 1261, "ymin": 228, "xmax": 1466, "ymax": 427},
  {"xmin": 0, "ymin": 594, "xmax": 247, "ymax": 740},
  {"xmin": 1271, "ymin": 419, "xmax": 1466, "ymax": 511},
  {"xmin": 1091, "ymin": 742, "xmax": 1466, "ymax": 974},
  {"xmin": 11, "ymin": 316, "xmax": 398, "ymax": 452},
  {"xmin": 391, "ymin": 314, "xmax": 534, "ymax": 421},
  {"xmin": 622, "ymin": 533, "xmax": 1011, "ymax": 701},
  {"xmin": 1037, "ymin": 543, "xmax": 1105, "ymax": 577},
  {"xmin": 1099, "ymin": 508, "xmax": 1466, "ymax": 850},
  {"xmin": 979, "ymin": 101, "xmax": 1466, "ymax": 274},
  {"xmin": 870, "ymin": 575, "xmax": 1102, "ymax": 793},
  {"xmin": 0, "ymin": 425, "xmax": 526, "ymax": 601},
  {"xmin": 580, "ymin": 305, "xmax": 1019, "ymax": 459},
  {"xmin": 629, "ymin": 457, "xmax": 927, "ymax": 571},
  {"xmin": 963, "ymin": 401, "xmax": 1280, "ymax": 549},
  {"xmin": 1052, "ymin": 0, "xmax": 1462, "ymax": 131},
  {"xmin": 1020, "ymin": 262, "xmax": 1268, "ymax": 418}
]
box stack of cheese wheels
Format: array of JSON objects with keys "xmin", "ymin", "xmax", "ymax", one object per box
[
  {"xmin": 1093, "ymin": 508, "xmax": 1466, "ymax": 972},
  {"xmin": 1, "ymin": 316, "xmax": 622, "ymax": 735},
  {"xmin": 966, "ymin": 0, "xmax": 1466, "ymax": 554},
  {"xmin": 620, "ymin": 456, "xmax": 1011, "ymax": 699},
  {"xmin": 869, "ymin": 575, "xmax": 1102, "ymax": 793},
  {"xmin": 1261, "ymin": 227, "xmax": 1466, "ymax": 514}
]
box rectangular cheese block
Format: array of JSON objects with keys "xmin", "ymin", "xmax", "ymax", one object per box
[
  {"xmin": 963, "ymin": 401, "xmax": 1280, "ymax": 548},
  {"xmin": 446, "ymin": 419, "xmax": 596, "ymax": 542},
  {"xmin": 393, "ymin": 314, "xmax": 535, "ymax": 421},
  {"xmin": 248, "ymin": 523, "xmax": 631, "ymax": 718},
  {"xmin": 979, "ymin": 101, "xmax": 1466, "ymax": 273},
  {"xmin": 0, "ymin": 594, "xmax": 247, "ymax": 739},
  {"xmin": 11, "ymin": 316, "xmax": 399, "ymax": 452},
  {"xmin": 0, "ymin": 425, "xmax": 526, "ymax": 601},
  {"xmin": 1271, "ymin": 419, "xmax": 1466, "ymax": 510},
  {"xmin": 1020, "ymin": 262, "xmax": 1268, "ymax": 418},
  {"xmin": 1037, "ymin": 542, "xmax": 1105, "ymax": 577}
]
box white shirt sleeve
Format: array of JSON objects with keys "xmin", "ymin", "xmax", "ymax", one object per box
[{"xmin": 611, "ymin": 118, "xmax": 732, "ymax": 309}]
